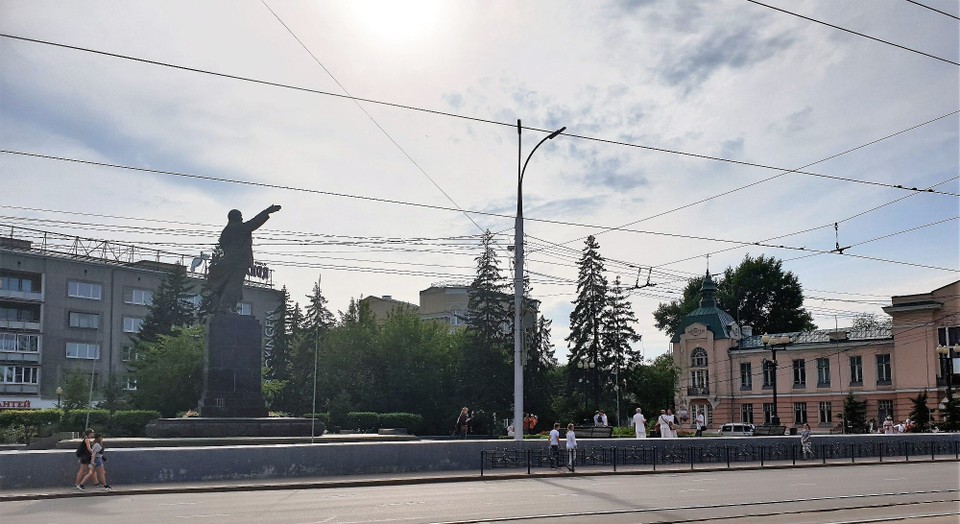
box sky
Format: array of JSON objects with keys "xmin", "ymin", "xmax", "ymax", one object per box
[{"xmin": 1, "ymin": 0, "xmax": 958, "ymax": 361}]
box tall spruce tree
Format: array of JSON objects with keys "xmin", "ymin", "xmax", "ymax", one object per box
[
  {"xmin": 602, "ymin": 275, "xmax": 643, "ymax": 422},
  {"xmin": 463, "ymin": 230, "xmax": 512, "ymax": 409},
  {"xmin": 135, "ymin": 265, "xmax": 197, "ymax": 345},
  {"xmin": 566, "ymin": 235, "xmax": 609, "ymax": 413},
  {"xmin": 285, "ymin": 280, "xmax": 336, "ymax": 416}
]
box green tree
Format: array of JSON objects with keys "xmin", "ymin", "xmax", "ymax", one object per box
[
  {"xmin": 908, "ymin": 391, "xmax": 931, "ymax": 432},
  {"xmin": 462, "ymin": 230, "xmax": 511, "ymax": 410},
  {"xmin": 61, "ymin": 369, "xmax": 95, "ymax": 411},
  {"xmin": 654, "ymin": 255, "xmax": 815, "ymax": 338},
  {"xmin": 97, "ymin": 373, "xmax": 131, "ymax": 413},
  {"xmin": 566, "ymin": 235, "xmax": 609, "ymax": 415},
  {"xmin": 130, "ymin": 326, "xmax": 204, "ymax": 416},
  {"xmin": 136, "ymin": 265, "xmax": 196, "ymax": 345},
  {"xmin": 942, "ymin": 390, "xmax": 960, "ymax": 432},
  {"xmin": 842, "ymin": 391, "xmax": 867, "ymax": 434},
  {"xmin": 602, "ymin": 276, "xmax": 643, "ymax": 425},
  {"xmin": 622, "ymin": 353, "xmax": 678, "ymax": 419}
]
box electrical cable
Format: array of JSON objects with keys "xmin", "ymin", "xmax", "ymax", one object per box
[
  {"xmin": 746, "ymin": 0, "xmax": 960, "ymax": 66},
  {"xmin": 1, "ymin": 33, "xmax": 956, "ymax": 197},
  {"xmin": 905, "ymin": 0, "xmax": 960, "ymax": 20}
]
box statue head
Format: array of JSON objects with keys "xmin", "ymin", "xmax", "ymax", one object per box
[{"xmin": 227, "ymin": 209, "xmax": 242, "ymax": 222}]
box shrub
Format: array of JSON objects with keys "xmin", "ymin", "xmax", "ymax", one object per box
[
  {"xmin": 0, "ymin": 409, "xmax": 63, "ymax": 443},
  {"xmin": 380, "ymin": 412, "xmax": 423, "ymax": 434},
  {"xmin": 612, "ymin": 426, "xmax": 636, "ymax": 438},
  {"xmin": 346, "ymin": 411, "xmax": 379, "ymax": 431},
  {"xmin": 60, "ymin": 410, "xmax": 112, "ymax": 434}
]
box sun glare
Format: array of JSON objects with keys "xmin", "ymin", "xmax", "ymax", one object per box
[{"xmin": 347, "ymin": 0, "xmax": 447, "ymax": 44}]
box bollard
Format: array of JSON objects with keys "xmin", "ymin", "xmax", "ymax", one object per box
[
  {"xmin": 905, "ymin": 442, "xmax": 910, "ymax": 462},
  {"xmin": 851, "ymin": 442, "xmax": 855, "ymax": 463},
  {"xmin": 690, "ymin": 448, "xmax": 695, "ymax": 470},
  {"xmin": 821, "ymin": 443, "xmax": 826, "ymax": 464},
  {"xmin": 527, "ymin": 449, "xmax": 531, "ymax": 475},
  {"xmin": 613, "ymin": 447, "xmax": 617, "ymax": 472},
  {"xmin": 879, "ymin": 441, "xmax": 883, "ymax": 462},
  {"xmin": 931, "ymin": 441, "xmax": 935, "ymax": 461},
  {"xmin": 725, "ymin": 444, "xmax": 730, "ymax": 469},
  {"xmin": 791, "ymin": 444, "xmax": 796, "ymax": 465},
  {"xmin": 480, "ymin": 450, "xmax": 485, "ymax": 476},
  {"xmin": 653, "ymin": 446, "xmax": 657, "ymax": 471}
]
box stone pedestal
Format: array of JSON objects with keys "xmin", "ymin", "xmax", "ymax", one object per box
[{"xmin": 199, "ymin": 314, "xmax": 268, "ymax": 417}]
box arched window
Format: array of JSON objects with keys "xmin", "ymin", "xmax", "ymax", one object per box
[{"xmin": 691, "ymin": 347, "xmax": 708, "ymax": 367}]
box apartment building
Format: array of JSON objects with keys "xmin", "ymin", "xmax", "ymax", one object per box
[
  {"xmin": 0, "ymin": 236, "xmax": 281, "ymax": 409},
  {"xmin": 673, "ymin": 273, "xmax": 959, "ymax": 432}
]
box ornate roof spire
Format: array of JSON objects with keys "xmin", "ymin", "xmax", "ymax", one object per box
[{"xmin": 700, "ymin": 270, "xmax": 717, "ymax": 308}]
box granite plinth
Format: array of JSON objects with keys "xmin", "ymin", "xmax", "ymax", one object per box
[
  {"xmin": 199, "ymin": 313, "xmax": 268, "ymax": 417},
  {"xmin": 144, "ymin": 417, "xmax": 323, "ymax": 438}
]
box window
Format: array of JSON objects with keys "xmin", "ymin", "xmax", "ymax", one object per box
[
  {"xmin": 819, "ymin": 401, "xmax": 833, "ymax": 424},
  {"xmin": 0, "ymin": 365, "xmax": 39, "ymax": 384},
  {"xmin": 0, "ymin": 332, "xmax": 39, "ymax": 352},
  {"xmin": 794, "ymin": 402, "xmax": 808, "ymax": 424},
  {"xmin": 124, "ymin": 377, "xmax": 138, "ymax": 391},
  {"xmin": 849, "ymin": 355, "xmax": 863, "ymax": 385},
  {"xmin": 817, "ymin": 358, "xmax": 831, "ymax": 386},
  {"xmin": 740, "ymin": 362, "xmax": 753, "ymax": 390},
  {"xmin": 68, "ymin": 281, "xmax": 102, "ymax": 300},
  {"xmin": 763, "ymin": 403, "xmax": 774, "ymax": 424},
  {"xmin": 237, "ymin": 303, "xmax": 252, "ymax": 316},
  {"xmin": 122, "ymin": 317, "xmax": 144, "ymax": 334},
  {"xmin": 876, "ymin": 354, "xmax": 892, "ymax": 385},
  {"xmin": 123, "ymin": 287, "xmax": 153, "ymax": 306},
  {"xmin": 0, "ymin": 304, "xmax": 39, "ymax": 322},
  {"xmin": 68, "ymin": 312, "xmax": 100, "ymax": 329},
  {"xmin": 691, "ymin": 369, "xmax": 709, "ymax": 390},
  {"xmin": 0, "ymin": 273, "xmax": 38, "ymax": 293},
  {"xmin": 938, "ymin": 326, "xmax": 960, "ymax": 347},
  {"xmin": 741, "ymin": 404, "xmax": 754, "ymax": 424},
  {"xmin": 691, "ymin": 347, "xmax": 708, "ymax": 367},
  {"xmin": 122, "ymin": 345, "xmax": 138, "ymax": 362},
  {"xmin": 793, "ymin": 359, "xmax": 806, "ymax": 387},
  {"xmin": 877, "ymin": 399, "xmax": 894, "ymax": 422},
  {"xmin": 66, "ymin": 342, "xmax": 100, "ymax": 360},
  {"xmin": 762, "ymin": 360, "xmax": 775, "ymax": 388}
]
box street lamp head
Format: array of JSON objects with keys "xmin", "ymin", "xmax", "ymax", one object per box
[
  {"xmin": 936, "ymin": 345, "xmax": 951, "ymax": 355},
  {"xmin": 547, "ymin": 127, "xmax": 566, "ymax": 140},
  {"xmin": 761, "ymin": 334, "xmax": 770, "ymax": 345},
  {"xmin": 56, "ymin": 386, "xmax": 63, "ymax": 396}
]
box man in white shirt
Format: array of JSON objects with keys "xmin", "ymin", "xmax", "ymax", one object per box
[
  {"xmin": 632, "ymin": 408, "xmax": 646, "ymax": 438},
  {"xmin": 548, "ymin": 423, "xmax": 561, "ymax": 469},
  {"xmin": 695, "ymin": 412, "xmax": 705, "ymax": 437}
]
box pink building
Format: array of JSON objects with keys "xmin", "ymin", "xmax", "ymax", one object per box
[{"xmin": 672, "ymin": 275, "xmax": 959, "ymax": 433}]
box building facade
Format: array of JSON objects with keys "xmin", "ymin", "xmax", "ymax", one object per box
[
  {"xmin": 0, "ymin": 236, "xmax": 281, "ymax": 410},
  {"xmin": 673, "ymin": 273, "xmax": 959, "ymax": 433}
]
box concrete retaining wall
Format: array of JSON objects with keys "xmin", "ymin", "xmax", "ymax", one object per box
[{"xmin": 1, "ymin": 434, "xmax": 956, "ymax": 491}]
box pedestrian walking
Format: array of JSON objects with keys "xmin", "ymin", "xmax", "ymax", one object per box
[
  {"xmin": 80, "ymin": 434, "xmax": 111, "ymax": 489},
  {"xmin": 455, "ymin": 407, "xmax": 471, "ymax": 439},
  {"xmin": 695, "ymin": 412, "xmax": 705, "ymax": 437},
  {"xmin": 73, "ymin": 428, "xmax": 94, "ymax": 490},
  {"xmin": 548, "ymin": 423, "xmax": 561, "ymax": 469},
  {"xmin": 565, "ymin": 423, "xmax": 577, "ymax": 472},
  {"xmin": 800, "ymin": 423, "xmax": 814, "ymax": 459},
  {"xmin": 883, "ymin": 416, "xmax": 895, "ymax": 434},
  {"xmin": 667, "ymin": 409, "xmax": 678, "ymax": 438},
  {"xmin": 657, "ymin": 410, "xmax": 672, "ymax": 439},
  {"xmin": 632, "ymin": 408, "xmax": 646, "ymax": 439},
  {"xmin": 599, "ymin": 410, "xmax": 608, "ymax": 427}
]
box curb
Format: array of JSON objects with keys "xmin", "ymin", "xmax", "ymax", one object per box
[{"xmin": 2, "ymin": 458, "xmax": 954, "ymax": 502}]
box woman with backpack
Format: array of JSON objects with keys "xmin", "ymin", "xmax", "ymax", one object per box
[
  {"xmin": 73, "ymin": 428, "xmax": 94, "ymax": 490},
  {"xmin": 80, "ymin": 434, "xmax": 111, "ymax": 490}
]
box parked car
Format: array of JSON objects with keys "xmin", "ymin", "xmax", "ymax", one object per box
[{"xmin": 719, "ymin": 423, "xmax": 756, "ymax": 436}]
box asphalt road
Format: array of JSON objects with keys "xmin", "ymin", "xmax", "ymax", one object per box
[{"xmin": 4, "ymin": 462, "xmax": 958, "ymax": 523}]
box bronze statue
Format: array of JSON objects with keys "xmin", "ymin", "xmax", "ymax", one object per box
[{"xmin": 206, "ymin": 205, "xmax": 281, "ymax": 313}]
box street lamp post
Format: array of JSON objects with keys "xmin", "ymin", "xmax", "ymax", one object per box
[
  {"xmin": 514, "ymin": 119, "xmax": 565, "ymax": 443},
  {"xmin": 576, "ymin": 357, "xmax": 596, "ymax": 415},
  {"xmin": 761, "ymin": 334, "xmax": 793, "ymax": 426},
  {"xmin": 56, "ymin": 386, "xmax": 63, "ymax": 410}
]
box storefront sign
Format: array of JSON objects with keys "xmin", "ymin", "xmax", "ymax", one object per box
[{"xmin": 0, "ymin": 400, "xmax": 31, "ymax": 409}]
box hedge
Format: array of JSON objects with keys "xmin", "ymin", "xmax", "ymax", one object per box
[
  {"xmin": 110, "ymin": 410, "xmax": 162, "ymax": 437},
  {"xmin": 380, "ymin": 412, "xmax": 423, "ymax": 433},
  {"xmin": 304, "ymin": 412, "xmax": 331, "ymax": 426},
  {"xmin": 60, "ymin": 410, "xmax": 112, "ymax": 433},
  {"xmin": 0, "ymin": 409, "xmax": 62, "ymax": 429},
  {"xmin": 346, "ymin": 411, "xmax": 379, "ymax": 431}
]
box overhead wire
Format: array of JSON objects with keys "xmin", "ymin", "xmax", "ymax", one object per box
[
  {"xmin": 905, "ymin": 0, "xmax": 960, "ymax": 20},
  {"xmin": 746, "ymin": 0, "xmax": 960, "ymax": 66},
  {"xmin": 1, "ymin": 33, "xmax": 956, "ymax": 198}
]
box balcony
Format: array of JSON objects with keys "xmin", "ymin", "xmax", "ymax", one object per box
[
  {"xmin": 0, "ymin": 288, "xmax": 43, "ymax": 302},
  {"xmin": 687, "ymin": 386, "xmax": 710, "ymax": 397},
  {"xmin": 0, "ymin": 351, "xmax": 40, "ymax": 364},
  {"xmin": 0, "ymin": 320, "xmax": 40, "ymax": 331},
  {"xmin": 0, "ymin": 383, "xmax": 39, "ymax": 395}
]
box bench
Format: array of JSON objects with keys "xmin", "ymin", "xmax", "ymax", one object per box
[
  {"xmin": 752, "ymin": 425, "xmax": 786, "ymax": 436},
  {"xmin": 573, "ymin": 426, "xmax": 614, "ymax": 438}
]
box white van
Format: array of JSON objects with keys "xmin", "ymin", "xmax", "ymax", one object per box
[{"xmin": 719, "ymin": 423, "xmax": 755, "ymax": 436}]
